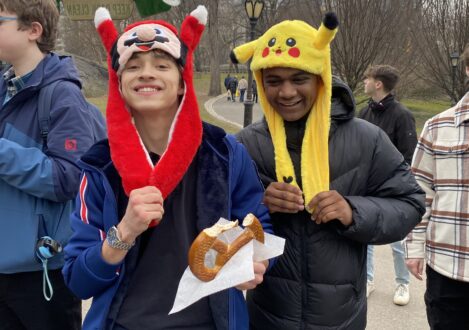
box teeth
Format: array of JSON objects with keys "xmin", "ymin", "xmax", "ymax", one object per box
[
  {"xmin": 281, "ymin": 102, "xmax": 298, "ymax": 106},
  {"xmin": 138, "ymin": 87, "xmax": 158, "ymax": 92}
]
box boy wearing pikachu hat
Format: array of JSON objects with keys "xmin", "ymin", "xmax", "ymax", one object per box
[{"xmin": 234, "ymin": 13, "xmax": 425, "ymax": 329}]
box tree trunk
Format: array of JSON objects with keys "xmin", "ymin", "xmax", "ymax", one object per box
[{"xmin": 208, "ymin": 0, "xmax": 221, "ymax": 96}]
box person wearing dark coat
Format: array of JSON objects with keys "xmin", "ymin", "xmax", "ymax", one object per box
[
  {"xmin": 231, "ymin": 14, "xmax": 425, "ymax": 329},
  {"xmin": 224, "ymin": 73, "xmax": 232, "ymax": 100},
  {"xmin": 358, "ymin": 64, "xmax": 418, "ymax": 305},
  {"xmin": 229, "ymin": 76, "xmax": 238, "ymax": 102}
]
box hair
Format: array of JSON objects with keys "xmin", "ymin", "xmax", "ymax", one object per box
[
  {"xmin": 127, "ymin": 49, "xmax": 183, "ymax": 76},
  {"xmin": 364, "ymin": 65, "xmax": 400, "ymax": 93},
  {"xmin": 0, "ymin": 0, "xmax": 59, "ymax": 53},
  {"xmin": 462, "ymin": 44, "xmax": 469, "ymax": 68}
]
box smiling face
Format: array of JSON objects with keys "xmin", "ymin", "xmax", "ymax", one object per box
[
  {"xmin": 120, "ymin": 50, "xmax": 184, "ymax": 116},
  {"xmin": 262, "ymin": 67, "xmax": 319, "ymax": 121}
]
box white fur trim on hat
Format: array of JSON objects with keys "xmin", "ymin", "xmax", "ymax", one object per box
[
  {"xmin": 191, "ymin": 5, "xmax": 208, "ymax": 26},
  {"xmin": 94, "ymin": 7, "xmax": 111, "ymax": 28}
]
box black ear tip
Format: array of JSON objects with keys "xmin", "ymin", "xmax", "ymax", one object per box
[
  {"xmin": 324, "ymin": 12, "xmax": 339, "ymax": 30},
  {"xmin": 230, "ymin": 50, "xmax": 239, "ymax": 64}
]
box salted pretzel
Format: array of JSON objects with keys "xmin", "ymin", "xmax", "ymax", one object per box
[{"xmin": 188, "ymin": 213, "xmax": 265, "ymax": 282}]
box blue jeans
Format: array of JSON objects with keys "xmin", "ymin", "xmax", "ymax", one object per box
[
  {"xmin": 239, "ymin": 89, "xmax": 246, "ymax": 102},
  {"xmin": 367, "ymin": 241, "xmax": 410, "ymax": 284}
]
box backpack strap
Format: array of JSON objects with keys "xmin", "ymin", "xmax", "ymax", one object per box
[{"xmin": 38, "ymin": 80, "xmax": 60, "ymax": 151}]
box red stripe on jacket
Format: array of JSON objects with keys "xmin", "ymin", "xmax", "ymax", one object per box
[{"xmin": 79, "ymin": 175, "xmax": 89, "ymax": 224}]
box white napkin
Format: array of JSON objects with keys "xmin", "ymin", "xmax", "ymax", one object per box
[{"xmin": 169, "ymin": 218, "xmax": 285, "ymax": 314}]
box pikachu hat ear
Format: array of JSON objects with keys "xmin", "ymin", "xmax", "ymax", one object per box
[
  {"xmin": 230, "ymin": 40, "xmax": 258, "ymax": 65},
  {"xmin": 313, "ymin": 12, "xmax": 339, "ymax": 50}
]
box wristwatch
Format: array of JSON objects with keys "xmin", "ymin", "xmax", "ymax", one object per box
[{"xmin": 106, "ymin": 226, "xmax": 135, "ymax": 251}]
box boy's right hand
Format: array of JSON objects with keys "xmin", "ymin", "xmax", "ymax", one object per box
[
  {"xmin": 263, "ymin": 182, "xmax": 304, "ymax": 213},
  {"xmin": 118, "ymin": 186, "xmax": 165, "ymax": 244},
  {"xmin": 406, "ymin": 258, "xmax": 425, "ymax": 281}
]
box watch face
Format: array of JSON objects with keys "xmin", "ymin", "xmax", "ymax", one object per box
[
  {"xmin": 106, "ymin": 226, "xmax": 134, "ymax": 250},
  {"xmin": 108, "ymin": 226, "xmax": 118, "ymax": 242}
]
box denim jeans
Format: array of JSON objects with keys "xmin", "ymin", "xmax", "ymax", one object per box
[
  {"xmin": 367, "ymin": 240, "xmax": 410, "ymax": 284},
  {"xmin": 239, "ymin": 89, "xmax": 246, "ymax": 102}
]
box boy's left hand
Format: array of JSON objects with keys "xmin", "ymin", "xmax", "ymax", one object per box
[
  {"xmin": 235, "ymin": 260, "xmax": 268, "ymax": 290},
  {"xmin": 307, "ymin": 190, "xmax": 353, "ymax": 227}
]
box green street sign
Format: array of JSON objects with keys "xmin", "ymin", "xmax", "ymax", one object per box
[{"xmin": 62, "ymin": 0, "xmax": 133, "ymax": 20}]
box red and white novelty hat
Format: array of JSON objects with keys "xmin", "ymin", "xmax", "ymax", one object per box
[{"xmin": 94, "ymin": 6, "xmax": 207, "ymax": 207}]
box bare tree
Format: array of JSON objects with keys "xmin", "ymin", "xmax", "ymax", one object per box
[
  {"xmin": 206, "ymin": 0, "xmax": 222, "ymax": 96},
  {"xmin": 289, "ymin": 0, "xmax": 418, "ymax": 92},
  {"xmin": 410, "ymin": 0, "xmax": 469, "ymax": 102}
]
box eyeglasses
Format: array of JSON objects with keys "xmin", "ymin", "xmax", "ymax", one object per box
[{"xmin": 0, "ymin": 16, "xmax": 17, "ymax": 21}]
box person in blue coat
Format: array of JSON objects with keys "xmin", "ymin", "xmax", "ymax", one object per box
[
  {"xmin": 63, "ymin": 6, "xmax": 272, "ymax": 330},
  {"xmin": 0, "ymin": 1, "xmax": 105, "ymax": 329}
]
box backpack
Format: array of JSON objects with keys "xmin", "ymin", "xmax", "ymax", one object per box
[{"xmin": 38, "ymin": 80, "xmax": 107, "ymax": 151}]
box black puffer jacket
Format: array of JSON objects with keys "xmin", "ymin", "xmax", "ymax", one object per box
[
  {"xmin": 358, "ymin": 94, "xmax": 417, "ymax": 164},
  {"xmin": 236, "ymin": 77, "xmax": 425, "ymax": 330}
]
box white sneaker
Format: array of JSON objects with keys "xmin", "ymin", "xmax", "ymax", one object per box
[
  {"xmin": 366, "ymin": 280, "xmax": 375, "ymax": 298},
  {"xmin": 393, "ymin": 283, "xmax": 410, "ymax": 306}
]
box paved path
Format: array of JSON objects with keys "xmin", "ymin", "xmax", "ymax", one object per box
[{"xmin": 205, "ymin": 94, "xmax": 263, "ymax": 129}]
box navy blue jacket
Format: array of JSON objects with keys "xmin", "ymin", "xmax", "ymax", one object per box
[
  {"xmin": 0, "ymin": 53, "xmax": 104, "ymax": 273},
  {"xmin": 63, "ymin": 123, "xmax": 272, "ymax": 330}
]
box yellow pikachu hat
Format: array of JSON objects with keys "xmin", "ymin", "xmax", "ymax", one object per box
[{"xmin": 230, "ymin": 13, "xmax": 338, "ymax": 210}]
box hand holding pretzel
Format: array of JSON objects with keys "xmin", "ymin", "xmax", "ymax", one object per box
[{"xmin": 188, "ymin": 214, "xmax": 265, "ymax": 282}]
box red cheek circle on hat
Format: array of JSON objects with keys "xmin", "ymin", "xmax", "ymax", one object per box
[
  {"xmin": 262, "ymin": 47, "xmax": 269, "ymax": 57},
  {"xmin": 288, "ymin": 47, "xmax": 300, "ymax": 58}
]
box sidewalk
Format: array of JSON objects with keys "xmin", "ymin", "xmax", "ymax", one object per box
[{"xmin": 205, "ymin": 94, "xmax": 263, "ymax": 129}]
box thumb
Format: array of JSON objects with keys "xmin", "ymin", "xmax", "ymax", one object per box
[{"xmin": 418, "ymin": 260, "xmax": 424, "ymax": 275}]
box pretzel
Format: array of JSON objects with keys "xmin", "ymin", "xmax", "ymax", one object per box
[{"xmin": 188, "ymin": 214, "xmax": 265, "ymax": 282}]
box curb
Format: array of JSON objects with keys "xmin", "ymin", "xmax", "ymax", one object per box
[{"xmin": 204, "ymin": 94, "xmax": 243, "ymax": 129}]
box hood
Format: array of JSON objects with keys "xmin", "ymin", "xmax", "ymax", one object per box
[
  {"xmin": 30, "ymin": 53, "xmax": 82, "ymax": 89},
  {"xmin": 331, "ymin": 75, "xmax": 355, "ymax": 122}
]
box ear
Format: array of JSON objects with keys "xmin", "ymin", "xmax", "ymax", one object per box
[
  {"xmin": 466, "ymin": 66, "xmax": 469, "ymax": 78},
  {"xmin": 178, "ymin": 81, "xmax": 184, "ymax": 95},
  {"xmin": 28, "ymin": 22, "xmax": 43, "ymax": 42},
  {"xmin": 230, "ymin": 40, "xmax": 257, "ymax": 64},
  {"xmin": 375, "ymin": 80, "xmax": 383, "ymax": 90}
]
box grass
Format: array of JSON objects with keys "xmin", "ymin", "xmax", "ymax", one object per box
[
  {"xmin": 355, "ymin": 94, "xmax": 450, "ymax": 134},
  {"xmin": 402, "ymin": 99, "xmax": 450, "ymax": 133},
  {"xmin": 88, "ymin": 73, "xmax": 450, "ymax": 135}
]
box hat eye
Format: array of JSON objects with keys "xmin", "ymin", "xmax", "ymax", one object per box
[
  {"xmin": 268, "ymin": 38, "xmax": 276, "ymax": 47},
  {"xmin": 154, "ymin": 28, "xmax": 161, "ymax": 35},
  {"xmin": 286, "ymin": 38, "xmax": 296, "ymax": 47}
]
